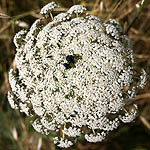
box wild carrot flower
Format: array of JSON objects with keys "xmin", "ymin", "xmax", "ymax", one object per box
[{"xmin": 8, "ymin": 2, "xmax": 147, "ymax": 148}]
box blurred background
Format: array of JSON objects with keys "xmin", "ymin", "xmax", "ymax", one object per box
[{"xmin": 0, "ymin": 0, "xmax": 150, "ymax": 150}]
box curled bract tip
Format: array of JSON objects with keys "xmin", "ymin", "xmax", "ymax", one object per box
[{"xmin": 40, "ymin": 2, "xmax": 59, "ymax": 18}]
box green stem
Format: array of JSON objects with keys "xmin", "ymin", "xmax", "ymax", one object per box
[
  {"xmin": 50, "ymin": 12, "xmax": 54, "ymax": 20},
  {"xmin": 62, "ymin": 124, "xmax": 66, "ymax": 139},
  {"xmin": 125, "ymin": 0, "xmax": 146, "ymax": 34},
  {"xmin": 73, "ymin": 0, "xmax": 76, "ymax": 5},
  {"xmin": 123, "ymin": 108, "xmax": 128, "ymax": 113},
  {"xmin": 92, "ymin": 128, "xmax": 96, "ymax": 135}
]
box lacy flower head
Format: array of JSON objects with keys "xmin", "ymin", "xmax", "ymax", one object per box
[{"xmin": 8, "ymin": 2, "xmax": 147, "ymax": 148}]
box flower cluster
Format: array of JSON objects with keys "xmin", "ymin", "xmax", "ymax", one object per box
[{"xmin": 8, "ymin": 2, "xmax": 147, "ymax": 148}]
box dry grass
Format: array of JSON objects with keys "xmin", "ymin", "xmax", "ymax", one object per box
[{"xmin": 0, "ymin": 0, "xmax": 150, "ymax": 150}]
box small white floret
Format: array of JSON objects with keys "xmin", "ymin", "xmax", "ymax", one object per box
[
  {"xmin": 119, "ymin": 105, "xmax": 138, "ymax": 123},
  {"xmin": 40, "ymin": 2, "xmax": 58, "ymax": 18},
  {"xmin": 85, "ymin": 132, "xmax": 106, "ymax": 143}
]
